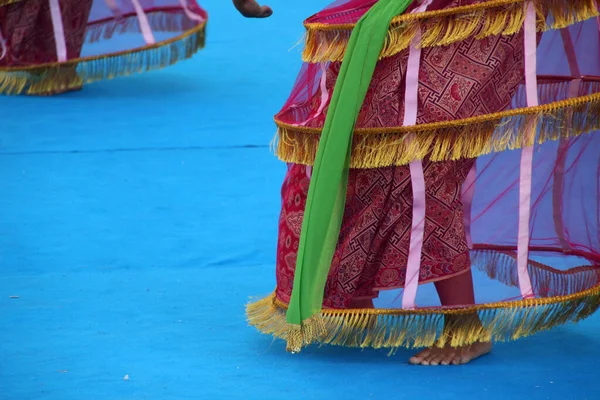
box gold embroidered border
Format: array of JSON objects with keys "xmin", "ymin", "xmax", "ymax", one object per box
[
  {"xmin": 247, "ymin": 252, "xmax": 600, "ymax": 352},
  {"xmin": 302, "ymin": 0, "xmax": 599, "ymax": 63},
  {"xmin": 273, "ymin": 91, "xmax": 600, "ymax": 168},
  {"xmin": 0, "ymin": 18, "xmax": 206, "ymax": 95}
]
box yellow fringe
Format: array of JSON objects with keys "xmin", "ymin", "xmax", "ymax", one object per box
[
  {"xmin": 247, "ymin": 254, "xmax": 600, "ymax": 352},
  {"xmin": 0, "ymin": 22, "xmax": 206, "ymax": 96},
  {"xmin": 285, "ymin": 315, "xmax": 327, "ymax": 353},
  {"xmin": 302, "ymin": 0, "xmax": 599, "ymax": 63},
  {"xmin": 472, "ymin": 250, "xmax": 600, "ymax": 297},
  {"xmin": 274, "ymin": 91, "xmax": 600, "ymax": 168}
]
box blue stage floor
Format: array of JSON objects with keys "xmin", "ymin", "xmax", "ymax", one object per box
[{"xmin": 1, "ymin": 2, "xmax": 599, "ymax": 399}]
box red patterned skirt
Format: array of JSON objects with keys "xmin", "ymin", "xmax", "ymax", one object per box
[
  {"xmin": 276, "ymin": 158, "xmax": 475, "ymax": 309},
  {"xmin": 0, "ymin": 0, "xmax": 92, "ymax": 67}
]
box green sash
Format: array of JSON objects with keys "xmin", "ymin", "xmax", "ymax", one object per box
[{"xmin": 285, "ymin": 0, "xmax": 414, "ymax": 352}]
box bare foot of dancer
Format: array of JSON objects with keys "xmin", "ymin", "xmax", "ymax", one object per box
[
  {"xmin": 409, "ymin": 270, "xmax": 491, "ymax": 365},
  {"xmin": 409, "ymin": 341, "xmax": 492, "ymax": 366}
]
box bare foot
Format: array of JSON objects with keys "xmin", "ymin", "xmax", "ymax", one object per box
[{"xmin": 409, "ymin": 342, "xmax": 492, "ymax": 366}]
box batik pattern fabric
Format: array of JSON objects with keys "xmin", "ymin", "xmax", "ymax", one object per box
[{"xmin": 276, "ymin": 160, "xmax": 474, "ymax": 309}]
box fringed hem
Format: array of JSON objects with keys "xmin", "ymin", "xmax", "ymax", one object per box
[
  {"xmin": 247, "ymin": 285, "xmax": 600, "ymax": 352},
  {"xmin": 472, "ymin": 250, "xmax": 600, "ymax": 297},
  {"xmin": 286, "ymin": 315, "xmax": 327, "ymax": 353},
  {"xmin": 273, "ymin": 90, "xmax": 600, "ymax": 168},
  {"xmin": 302, "ymin": 0, "xmax": 599, "ymax": 63},
  {"xmin": 0, "ymin": 21, "xmax": 206, "ymax": 95},
  {"xmin": 247, "ymin": 252, "xmax": 600, "ymax": 352}
]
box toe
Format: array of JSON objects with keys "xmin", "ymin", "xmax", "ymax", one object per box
[
  {"xmin": 431, "ymin": 348, "xmax": 457, "ymax": 366},
  {"xmin": 409, "ymin": 349, "xmax": 431, "ymax": 365},
  {"xmin": 440, "ymin": 352, "xmax": 456, "ymax": 366},
  {"xmin": 429, "ymin": 355, "xmax": 444, "ymax": 366},
  {"xmin": 421, "ymin": 351, "xmax": 441, "ymax": 366}
]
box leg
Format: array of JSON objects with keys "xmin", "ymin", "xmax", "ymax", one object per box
[
  {"xmin": 406, "ymin": 159, "xmax": 491, "ymax": 365},
  {"xmin": 435, "ymin": 268, "xmax": 475, "ymax": 306},
  {"xmin": 409, "ymin": 270, "xmax": 492, "ymax": 366}
]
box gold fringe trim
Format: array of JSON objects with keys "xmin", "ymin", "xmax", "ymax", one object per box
[
  {"xmin": 274, "ymin": 91, "xmax": 600, "ymax": 168},
  {"xmin": 302, "ymin": 0, "xmax": 599, "ymax": 63},
  {"xmin": 472, "ymin": 250, "xmax": 600, "ymax": 297},
  {"xmin": 85, "ymin": 10, "xmax": 201, "ymax": 43},
  {"xmin": 247, "ymin": 282, "xmax": 600, "ymax": 352},
  {"xmin": 286, "ymin": 315, "xmax": 327, "ymax": 353},
  {"xmin": 247, "ymin": 251, "xmax": 600, "ymax": 352},
  {"xmin": 0, "ymin": 21, "xmax": 206, "ymax": 95}
]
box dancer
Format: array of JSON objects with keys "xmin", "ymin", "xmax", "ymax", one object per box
[
  {"xmin": 247, "ymin": 0, "xmax": 600, "ymax": 365},
  {"xmin": 0, "ymin": 0, "xmax": 267, "ymax": 95}
]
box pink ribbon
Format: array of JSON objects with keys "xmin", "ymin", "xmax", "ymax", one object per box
[
  {"xmin": 49, "ymin": 0, "xmax": 67, "ymax": 62},
  {"xmin": 516, "ymin": 1, "xmax": 537, "ymax": 299},
  {"xmin": 290, "ymin": 63, "xmax": 331, "ymax": 128},
  {"xmin": 179, "ymin": 0, "xmax": 207, "ymax": 23},
  {"xmin": 104, "ymin": 0, "xmax": 122, "ymax": 18},
  {"xmin": 312, "ymin": 64, "xmax": 331, "ymax": 122},
  {"xmin": 401, "ymin": 0, "xmax": 432, "ymax": 310},
  {"xmin": 0, "ymin": 24, "xmax": 6, "ymax": 61},
  {"xmin": 131, "ymin": 0, "xmax": 156, "ymax": 45}
]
